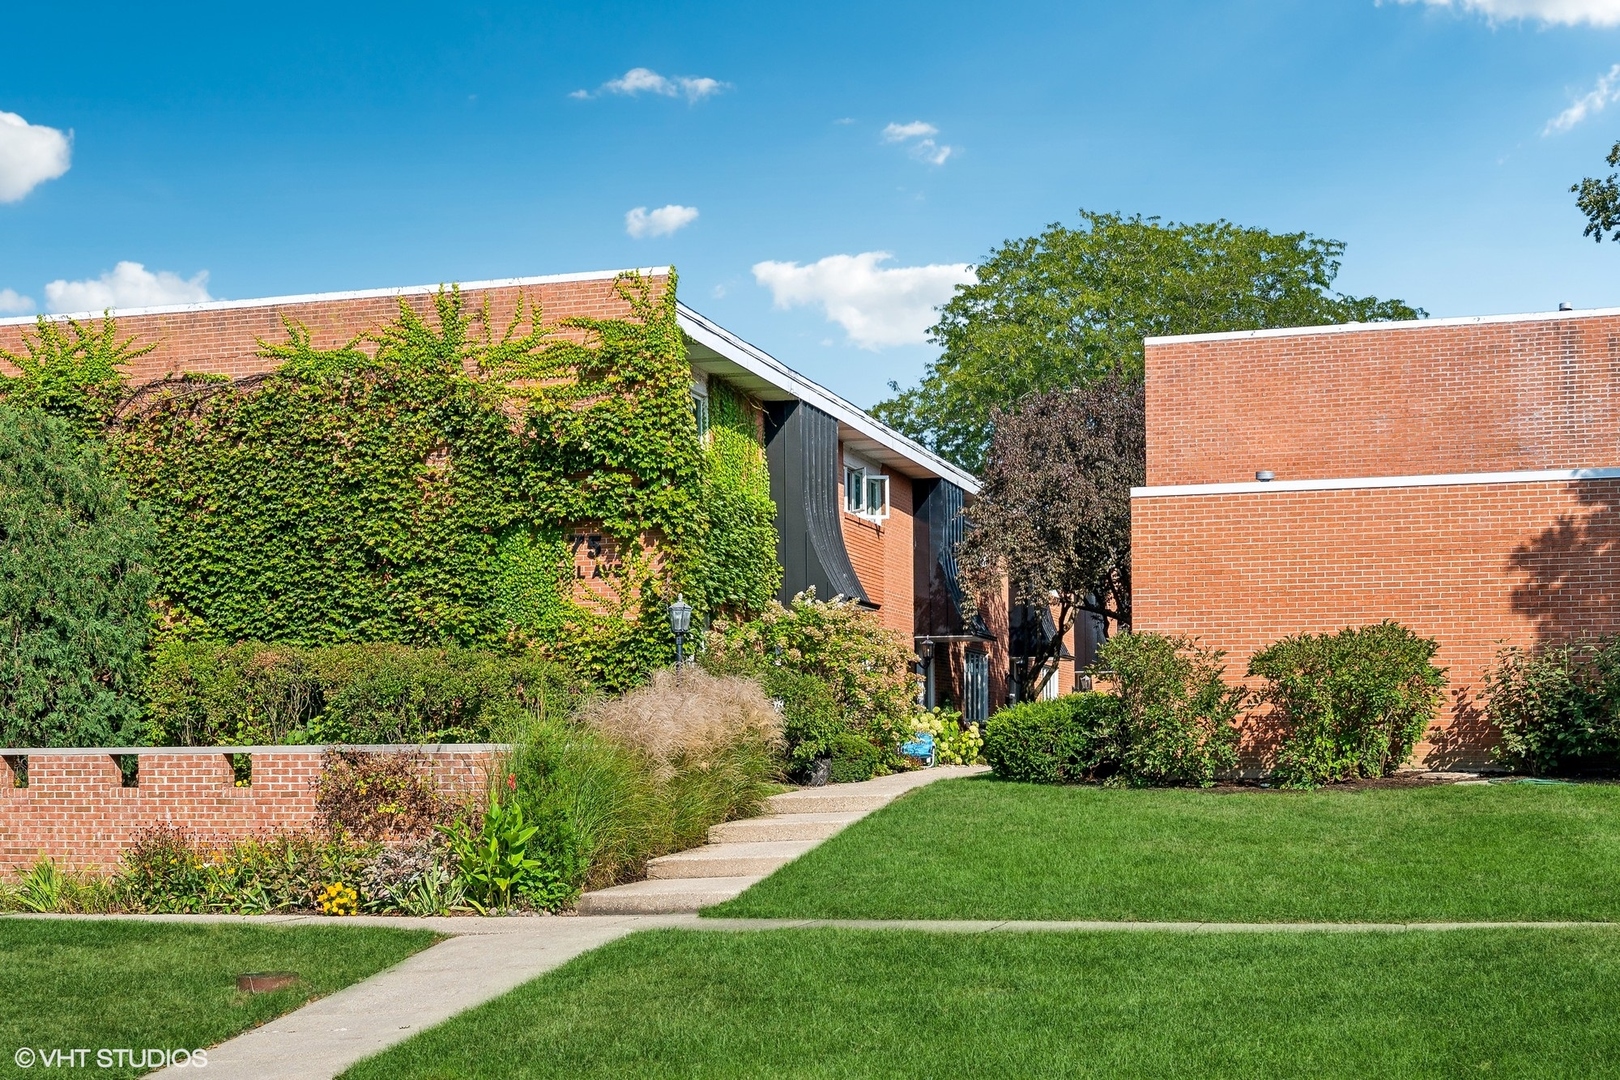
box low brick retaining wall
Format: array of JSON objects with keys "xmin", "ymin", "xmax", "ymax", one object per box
[{"xmin": 0, "ymin": 744, "xmax": 508, "ymax": 873}]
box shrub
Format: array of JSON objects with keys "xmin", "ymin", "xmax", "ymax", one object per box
[
  {"xmin": 0, "ymin": 406, "xmax": 155, "ymax": 747},
  {"xmin": 704, "ymin": 589, "xmax": 920, "ymax": 764},
  {"xmin": 1485, "ymin": 639, "xmax": 1620, "ymax": 775},
  {"xmin": 912, "ymin": 706, "xmax": 984, "ymax": 766},
  {"xmin": 983, "ymin": 694, "xmax": 1121, "ymax": 783},
  {"xmin": 3, "ymin": 857, "xmax": 119, "ymax": 914},
  {"xmin": 829, "ymin": 733, "xmax": 886, "ymax": 783},
  {"xmin": 757, "ymin": 668, "xmax": 844, "ymax": 780},
  {"xmin": 313, "ymin": 749, "xmax": 460, "ymax": 842},
  {"xmin": 1249, "ymin": 621, "xmax": 1447, "ymax": 788},
  {"xmin": 1100, "ymin": 632, "xmax": 1244, "ymax": 787},
  {"xmin": 144, "ymin": 639, "xmax": 581, "ymax": 746}
]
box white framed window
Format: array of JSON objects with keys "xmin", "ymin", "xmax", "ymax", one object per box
[
  {"xmin": 863, "ymin": 473, "xmax": 889, "ymax": 522},
  {"xmin": 842, "ymin": 450, "xmax": 890, "ymax": 523}
]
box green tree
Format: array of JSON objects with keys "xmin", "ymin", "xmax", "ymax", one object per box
[
  {"xmin": 0, "ymin": 406, "xmax": 156, "ymax": 746},
  {"xmin": 1573, "ymin": 141, "xmax": 1620, "ymax": 244},
  {"xmin": 873, "ymin": 210, "xmax": 1424, "ymax": 473}
]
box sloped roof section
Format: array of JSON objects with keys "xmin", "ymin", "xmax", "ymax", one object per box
[{"xmin": 679, "ymin": 303, "xmax": 979, "ymax": 493}]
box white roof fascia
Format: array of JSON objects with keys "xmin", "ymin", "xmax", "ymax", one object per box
[
  {"xmin": 1143, "ymin": 305, "xmax": 1620, "ymax": 348},
  {"xmin": 0, "ymin": 267, "xmax": 672, "ymax": 327},
  {"xmin": 1133, "ymin": 466, "xmax": 1620, "ymax": 498},
  {"xmin": 676, "ymin": 303, "xmax": 980, "ymax": 494}
]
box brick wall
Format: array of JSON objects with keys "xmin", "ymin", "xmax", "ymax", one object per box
[
  {"xmin": 1145, "ymin": 312, "xmax": 1620, "ymax": 486},
  {"xmin": 0, "ymin": 273, "xmax": 665, "ymax": 386},
  {"xmin": 840, "ymin": 464, "xmax": 916, "ymax": 639},
  {"xmin": 1137, "ymin": 309, "xmax": 1620, "ymax": 767},
  {"xmin": 0, "ymin": 745, "xmax": 504, "ymax": 873}
]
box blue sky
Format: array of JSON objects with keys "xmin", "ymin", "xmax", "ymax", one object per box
[{"xmin": 4, "ymin": 0, "xmax": 1620, "ymax": 407}]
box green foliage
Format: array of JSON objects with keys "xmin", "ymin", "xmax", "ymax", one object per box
[
  {"xmin": 874, "ymin": 210, "xmax": 1424, "ymax": 472},
  {"xmin": 983, "ymin": 694, "xmax": 1121, "ymax": 783},
  {"xmin": 755, "ymin": 667, "xmax": 844, "ymax": 779},
  {"xmin": 102, "ymin": 276, "xmax": 774, "ymax": 692},
  {"xmin": 7, "ymin": 857, "xmax": 119, "ymax": 914},
  {"xmin": 143, "ymin": 639, "xmax": 580, "ymax": 746},
  {"xmin": 0, "ymin": 406, "xmax": 155, "ymax": 747},
  {"xmin": 1248, "ymin": 622, "xmax": 1447, "ymax": 788},
  {"xmin": 912, "ymin": 706, "xmax": 983, "ymax": 766},
  {"xmin": 704, "ymin": 590, "xmax": 922, "ymax": 759},
  {"xmin": 1573, "ymin": 140, "xmax": 1620, "ymax": 244},
  {"xmin": 697, "ymin": 380, "xmax": 781, "ymax": 617},
  {"xmin": 0, "ymin": 315, "xmax": 153, "ymax": 434},
  {"xmin": 829, "ymin": 732, "xmax": 885, "ymax": 783},
  {"xmin": 444, "ymin": 795, "xmax": 580, "ymax": 913},
  {"xmin": 1102, "ymin": 632, "xmax": 1245, "ymax": 787},
  {"xmin": 1484, "ymin": 639, "xmax": 1620, "ymax": 775},
  {"xmin": 506, "ymin": 681, "xmax": 780, "ymax": 889},
  {"xmin": 115, "ymin": 825, "xmax": 379, "ymax": 915}
]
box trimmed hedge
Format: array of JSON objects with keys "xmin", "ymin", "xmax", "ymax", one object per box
[{"xmin": 145, "ymin": 639, "xmax": 584, "ymax": 746}]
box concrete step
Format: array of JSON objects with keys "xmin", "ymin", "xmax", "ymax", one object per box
[
  {"xmin": 708, "ymin": 812, "xmax": 863, "ymax": 843},
  {"xmin": 764, "ymin": 790, "xmax": 897, "ymax": 814},
  {"xmin": 575, "ymin": 875, "xmax": 762, "ymax": 915},
  {"xmin": 646, "ymin": 840, "xmax": 817, "ymax": 879}
]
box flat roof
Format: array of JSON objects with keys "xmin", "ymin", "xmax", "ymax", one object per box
[
  {"xmin": 1143, "ymin": 305, "xmax": 1620, "ymax": 347},
  {"xmin": 0, "ymin": 268, "xmax": 672, "ymax": 327}
]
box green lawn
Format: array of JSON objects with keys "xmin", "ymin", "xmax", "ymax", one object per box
[
  {"xmin": 709, "ymin": 777, "xmax": 1620, "ymax": 922},
  {"xmin": 343, "ymin": 927, "xmax": 1620, "ymax": 1079},
  {"xmin": 0, "ymin": 918, "xmax": 437, "ymax": 1079}
]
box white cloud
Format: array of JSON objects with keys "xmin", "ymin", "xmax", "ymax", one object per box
[
  {"xmin": 0, "ymin": 288, "xmax": 34, "ymax": 315},
  {"xmin": 882, "ymin": 121, "xmax": 938, "ymax": 142},
  {"xmin": 1546, "ymin": 64, "xmax": 1620, "ymax": 134},
  {"xmin": 1392, "ymin": 0, "xmax": 1620, "ymax": 26},
  {"xmin": 0, "ymin": 111, "xmax": 71, "ymax": 203},
  {"xmin": 573, "ymin": 67, "xmax": 729, "ymax": 103},
  {"xmin": 624, "ymin": 204, "xmax": 699, "ymax": 239},
  {"xmin": 752, "ymin": 252, "xmax": 974, "ymax": 350},
  {"xmin": 44, "ymin": 261, "xmax": 212, "ymax": 314},
  {"xmin": 882, "ymin": 119, "xmax": 956, "ymax": 166}
]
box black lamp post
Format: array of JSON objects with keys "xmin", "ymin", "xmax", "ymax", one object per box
[
  {"xmin": 669, "ymin": 595, "xmax": 693, "ymax": 667},
  {"xmin": 918, "ymin": 637, "xmax": 935, "ymax": 668}
]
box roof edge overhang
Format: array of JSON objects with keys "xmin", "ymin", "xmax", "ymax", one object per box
[
  {"xmin": 1143, "ymin": 305, "xmax": 1620, "ymax": 348},
  {"xmin": 677, "ymin": 303, "xmax": 980, "ymax": 494},
  {"xmin": 0, "ymin": 267, "xmax": 673, "ymax": 327}
]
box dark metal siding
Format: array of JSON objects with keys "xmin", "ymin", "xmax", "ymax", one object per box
[
  {"xmin": 765, "ymin": 401, "xmax": 871, "ymax": 606},
  {"xmin": 912, "ymin": 477, "xmax": 990, "ymax": 639}
]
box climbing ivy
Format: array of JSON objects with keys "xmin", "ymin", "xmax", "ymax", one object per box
[
  {"xmin": 698, "ymin": 380, "xmax": 781, "ymax": 615},
  {"xmin": 4, "ymin": 273, "xmax": 779, "ymax": 691}
]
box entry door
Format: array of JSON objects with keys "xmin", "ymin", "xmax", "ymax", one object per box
[{"xmin": 964, "ymin": 649, "xmax": 989, "ymax": 724}]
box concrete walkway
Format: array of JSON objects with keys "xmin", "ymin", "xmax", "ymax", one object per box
[
  {"xmin": 12, "ymin": 909, "xmax": 1610, "ymax": 1080},
  {"xmin": 577, "ymin": 765, "xmax": 988, "ymax": 914}
]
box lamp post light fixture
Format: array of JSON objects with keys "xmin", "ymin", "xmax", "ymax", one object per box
[{"xmin": 669, "ymin": 595, "xmax": 693, "ymax": 668}]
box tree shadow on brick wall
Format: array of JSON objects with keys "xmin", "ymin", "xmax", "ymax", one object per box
[
  {"xmin": 1426, "ymin": 481, "xmax": 1620, "ymax": 769},
  {"xmin": 1508, "ymin": 481, "xmax": 1620, "ymax": 646}
]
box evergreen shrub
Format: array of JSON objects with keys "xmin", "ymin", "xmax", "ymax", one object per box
[{"xmin": 0, "ymin": 405, "xmax": 155, "ymax": 747}]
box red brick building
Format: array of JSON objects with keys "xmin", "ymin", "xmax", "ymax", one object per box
[
  {"xmin": 0, "ymin": 268, "xmax": 1007, "ymax": 721},
  {"xmin": 1132, "ymin": 306, "xmax": 1620, "ymax": 767}
]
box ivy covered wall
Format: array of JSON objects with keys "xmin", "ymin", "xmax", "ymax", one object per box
[{"xmin": 2, "ymin": 272, "xmax": 780, "ymax": 691}]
